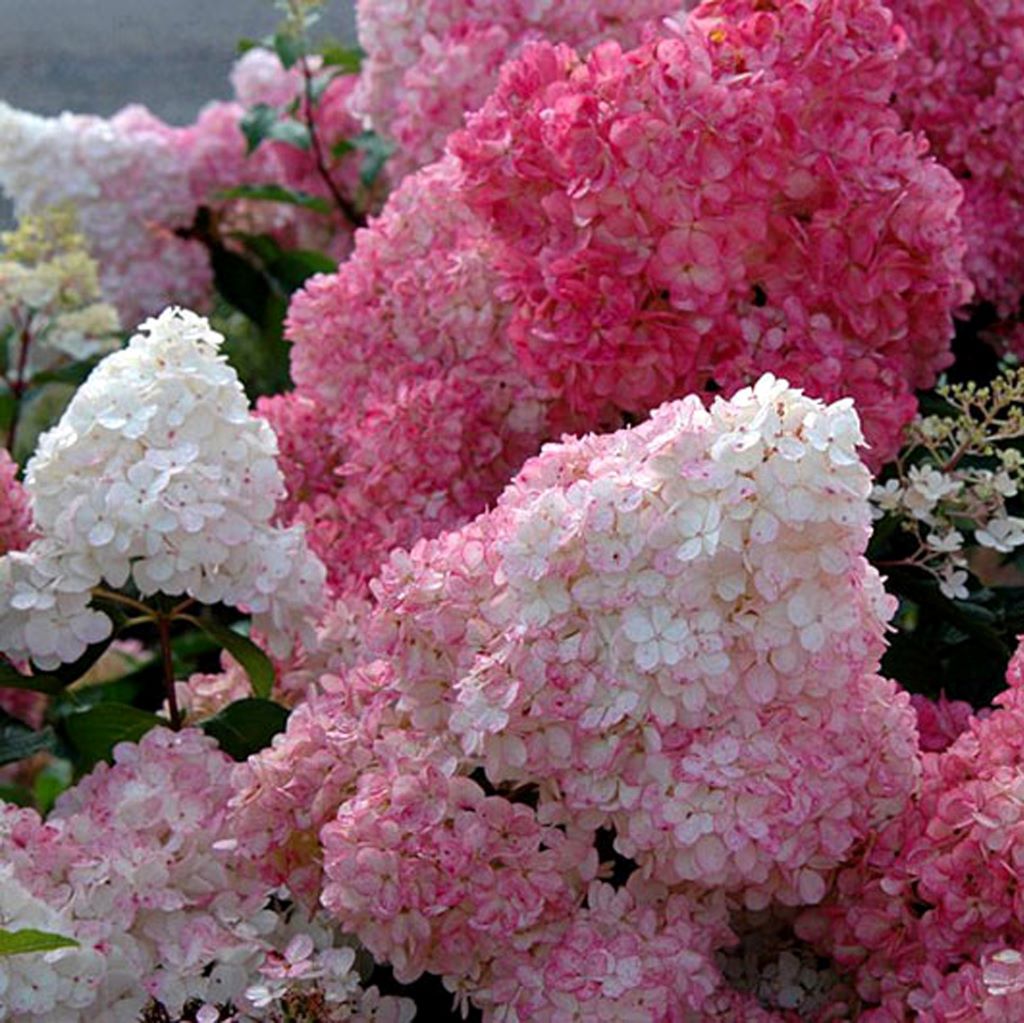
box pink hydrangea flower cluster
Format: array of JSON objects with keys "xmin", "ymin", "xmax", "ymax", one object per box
[
  {"xmin": 351, "ymin": 0, "xmax": 685, "ymax": 182},
  {"xmin": 449, "ymin": 0, "xmax": 971, "ymax": 467},
  {"xmin": 0, "ymin": 727, "xmax": 411, "ymax": 1022},
  {"xmin": 235, "ymin": 376, "xmax": 922, "ymax": 1019},
  {"xmin": 273, "ymin": 157, "xmax": 554, "ymax": 594},
  {"xmin": 796, "ymin": 637, "xmax": 1024, "ymax": 1019},
  {"xmin": 280, "ymin": 0, "xmax": 970, "ymax": 600},
  {"xmin": 0, "ymin": 101, "xmax": 210, "ymax": 326},
  {"xmin": 888, "ymin": 0, "xmax": 1024, "ymax": 349},
  {"xmin": 0, "ymin": 448, "xmax": 32, "ymax": 556},
  {"xmin": 0, "ymin": 50, "xmax": 363, "ymax": 324}
]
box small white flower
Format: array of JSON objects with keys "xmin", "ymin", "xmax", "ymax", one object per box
[
  {"xmin": 938, "ymin": 564, "xmax": 970, "ymax": 601},
  {"xmin": 925, "ymin": 528, "xmax": 964, "ymax": 554},
  {"xmin": 975, "ymin": 516, "xmax": 1024, "ymax": 554}
]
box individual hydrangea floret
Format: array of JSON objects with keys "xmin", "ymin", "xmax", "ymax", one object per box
[{"xmin": 0, "ymin": 307, "xmax": 325, "ymax": 669}]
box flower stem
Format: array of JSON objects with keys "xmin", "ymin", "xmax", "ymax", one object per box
[{"xmin": 157, "ymin": 614, "xmax": 182, "ymax": 730}]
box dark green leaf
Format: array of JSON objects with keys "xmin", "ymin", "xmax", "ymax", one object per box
[
  {"xmin": 237, "ymin": 232, "xmax": 286, "ymax": 266},
  {"xmin": 0, "ymin": 710, "xmax": 56, "ymax": 767},
  {"xmin": 183, "ymin": 617, "xmax": 275, "ymax": 699},
  {"xmin": 351, "ymin": 130, "xmax": 395, "ymax": 189},
  {"xmin": 50, "ymin": 660, "xmax": 160, "ymax": 720},
  {"xmin": 0, "ymin": 929, "xmax": 79, "ymax": 956},
  {"xmin": 236, "ymin": 36, "xmax": 263, "ymax": 55},
  {"xmin": 62, "ymin": 703, "xmax": 164, "ymax": 770},
  {"xmin": 265, "ymin": 249, "xmax": 337, "ymax": 293},
  {"xmin": 319, "ymin": 43, "xmax": 364, "ymax": 73},
  {"xmin": 202, "ymin": 698, "xmax": 289, "ymax": 760},
  {"xmin": 267, "ymin": 120, "xmax": 311, "ymax": 150},
  {"xmin": 211, "ymin": 246, "xmax": 274, "ymax": 326},
  {"xmin": 48, "ymin": 633, "xmax": 120, "ymax": 686},
  {"xmin": 331, "ymin": 138, "xmax": 355, "ymax": 161},
  {"xmin": 273, "ymin": 29, "xmax": 305, "ymax": 70},
  {"xmin": 27, "ymin": 357, "xmax": 102, "ymax": 389},
  {"xmin": 239, "ymin": 99, "xmax": 313, "ymax": 154},
  {"xmin": 0, "ymin": 784, "xmax": 32, "ymax": 807},
  {"xmin": 240, "ymin": 104, "xmax": 278, "ymax": 155},
  {"xmin": 0, "ymin": 661, "xmax": 65, "ymax": 695},
  {"xmin": 0, "ymin": 390, "xmax": 16, "ymax": 436},
  {"xmin": 218, "ymin": 184, "xmax": 331, "ymax": 215}
]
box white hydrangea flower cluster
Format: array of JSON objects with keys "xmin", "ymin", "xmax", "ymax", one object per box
[
  {"xmin": 870, "ymin": 367, "xmax": 1024, "ymax": 599},
  {"xmin": 0, "ymin": 307, "xmax": 325, "ymax": 669}
]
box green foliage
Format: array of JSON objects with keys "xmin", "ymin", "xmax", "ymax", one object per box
[
  {"xmin": 0, "ymin": 710, "xmax": 56, "ymax": 767},
  {"xmin": 217, "ymin": 183, "xmax": 332, "ymax": 214},
  {"xmin": 241, "ymin": 104, "xmax": 311, "ymax": 154},
  {"xmin": 0, "ymin": 929, "xmax": 79, "ymax": 956},
  {"xmin": 181, "ymin": 615, "xmax": 276, "ymax": 700},
  {"xmin": 61, "ymin": 703, "xmax": 165, "ymax": 772},
  {"xmin": 201, "ymin": 698, "xmax": 290, "ymax": 760}
]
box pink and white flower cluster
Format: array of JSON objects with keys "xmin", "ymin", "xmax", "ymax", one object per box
[
  {"xmin": 0, "ymin": 49, "xmax": 363, "ymax": 325},
  {"xmin": 888, "ymin": 0, "xmax": 1024, "ymax": 349},
  {"xmin": 351, "ymin": 0, "xmax": 686, "ymax": 182},
  {"xmin": 0, "ymin": 308, "xmax": 325, "ymax": 669},
  {"xmin": 277, "ymin": 0, "xmax": 969, "ymax": 601},
  {"xmin": 797, "ymin": 638, "xmax": 1024, "ymax": 1020},
  {"xmin": 235, "ymin": 375, "xmax": 922, "ymax": 1019},
  {"xmin": 450, "ymin": 0, "xmax": 971, "ymax": 467},
  {"xmin": 0, "ymin": 727, "xmax": 412, "ymax": 1023},
  {"xmin": 266, "ymin": 156, "xmax": 554, "ymax": 595}
]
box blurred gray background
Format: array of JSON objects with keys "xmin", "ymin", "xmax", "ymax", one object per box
[
  {"xmin": 0, "ymin": 1, "xmax": 357, "ymax": 224},
  {"xmin": 0, "ymin": 0, "xmax": 357, "ymax": 124}
]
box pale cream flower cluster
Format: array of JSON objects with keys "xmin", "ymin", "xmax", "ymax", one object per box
[{"xmin": 0, "ymin": 308, "xmax": 325, "ymax": 669}]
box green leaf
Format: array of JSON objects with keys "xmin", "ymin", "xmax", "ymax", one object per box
[
  {"xmin": 273, "ymin": 29, "xmax": 305, "ymax": 70},
  {"xmin": 0, "ymin": 710, "xmax": 56, "ymax": 767},
  {"xmin": 350, "ymin": 130, "xmax": 395, "ymax": 189},
  {"xmin": 62, "ymin": 703, "xmax": 164, "ymax": 770},
  {"xmin": 50, "ymin": 661, "xmax": 160, "ymax": 720},
  {"xmin": 218, "ymin": 184, "xmax": 332, "ymax": 215},
  {"xmin": 27, "ymin": 357, "xmax": 102, "ymax": 389},
  {"xmin": 183, "ymin": 617, "xmax": 275, "ymax": 699},
  {"xmin": 267, "ymin": 120, "xmax": 311, "ymax": 151},
  {"xmin": 202, "ymin": 698, "xmax": 289, "ymax": 760},
  {"xmin": 0, "ymin": 661, "xmax": 65, "ymax": 695},
  {"xmin": 0, "ymin": 390, "xmax": 16, "ymax": 436},
  {"xmin": 319, "ymin": 42, "xmax": 364, "ymax": 73},
  {"xmin": 211, "ymin": 246, "xmax": 274, "ymax": 327},
  {"xmin": 265, "ymin": 249, "xmax": 337, "ymax": 293},
  {"xmin": 32, "ymin": 758, "xmax": 73, "ymax": 815},
  {"xmin": 241, "ymin": 104, "xmax": 278, "ymax": 155},
  {"xmin": 0, "ymin": 929, "xmax": 79, "ymax": 956},
  {"xmin": 331, "ymin": 138, "xmax": 355, "ymax": 161},
  {"xmin": 236, "ymin": 36, "xmax": 263, "ymax": 55},
  {"xmin": 240, "ymin": 104, "xmax": 310, "ymax": 154}
]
